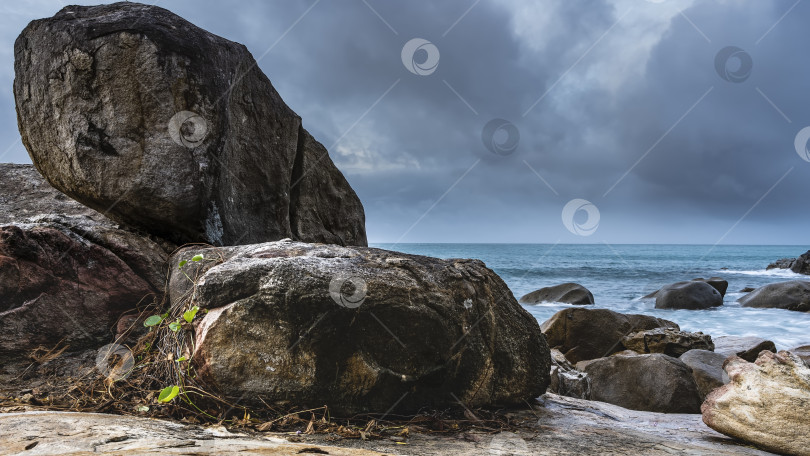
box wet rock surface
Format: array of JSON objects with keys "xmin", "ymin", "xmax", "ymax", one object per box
[{"xmin": 0, "ymin": 395, "xmax": 777, "ymax": 456}]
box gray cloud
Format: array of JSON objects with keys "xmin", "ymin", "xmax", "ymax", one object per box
[{"xmin": 1, "ymin": 0, "xmax": 808, "ymax": 244}]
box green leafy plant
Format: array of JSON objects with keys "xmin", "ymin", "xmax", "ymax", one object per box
[
  {"xmin": 143, "ymin": 314, "xmax": 165, "ymax": 327},
  {"xmin": 183, "ymin": 306, "xmax": 200, "ymax": 323},
  {"xmin": 157, "ymin": 385, "xmax": 180, "ymax": 403}
]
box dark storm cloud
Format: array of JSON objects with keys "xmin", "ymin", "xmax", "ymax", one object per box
[{"xmin": 1, "ymin": 0, "xmax": 808, "ymax": 244}]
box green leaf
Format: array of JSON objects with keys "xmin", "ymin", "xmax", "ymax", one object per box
[
  {"xmin": 176, "ymin": 356, "xmax": 188, "ymax": 362},
  {"xmin": 183, "ymin": 306, "xmax": 200, "ymax": 323},
  {"xmin": 143, "ymin": 315, "xmax": 164, "ymax": 327},
  {"xmin": 178, "ymin": 260, "xmax": 188, "ymax": 268},
  {"xmin": 191, "ymin": 254, "xmax": 204, "ymax": 262},
  {"xmin": 168, "ymin": 321, "xmax": 181, "ymax": 332},
  {"xmin": 157, "ymin": 385, "xmax": 180, "ymax": 403}
]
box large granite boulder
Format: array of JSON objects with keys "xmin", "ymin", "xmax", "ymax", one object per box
[
  {"xmin": 702, "ymin": 351, "xmax": 810, "ymax": 455},
  {"xmin": 713, "ymin": 336, "xmax": 776, "ymax": 362},
  {"xmin": 767, "ymin": 250, "xmax": 810, "ymax": 275},
  {"xmin": 540, "ymin": 308, "xmax": 678, "ymax": 364},
  {"xmin": 737, "ymin": 281, "xmax": 810, "ymax": 312},
  {"xmin": 169, "ymin": 240, "xmax": 550, "ymax": 414},
  {"xmin": 0, "ymin": 164, "xmax": 171, "ymax": 361},
  {"xmin": 654, "ymin": 281, "xmax": 723, "ymax": 310},
  {"xmin": 680, "ymin": 349, "xmax": 728, "ymax": 400},
  {"xmin": 583, "ymin": 353, "xmax": 703, "ymax": 413},
  {"xmin": 14, "ymin": 2, "xmax": 366, "ymax": 247},
  {"xmin": 519, "ymin": 282, "xmax": 594, "ymax": 305},
  {"xmin": 622, "ymin": 328, "xmax": 714, "ymax": 358}
]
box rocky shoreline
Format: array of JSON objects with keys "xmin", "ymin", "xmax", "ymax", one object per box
[{"xmin": 2, "ymin": 3, "xmax": 809, "ymax": 455}]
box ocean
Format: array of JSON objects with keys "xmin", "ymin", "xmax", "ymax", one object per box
[{"xmin": 371, "ymin": 243, "xmax": 810, "ymax": 349}]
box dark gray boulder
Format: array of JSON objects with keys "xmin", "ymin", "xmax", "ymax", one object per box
[
  {"xmin": 14, "ymin": 2, "xmax": 366, "ymax": 247},
  {"xmin": 583, "ymin": 353, "xmax": 703, "ymax": 413},
  {"xmin": 713, "ymin": 336, "xmax": 776, "ymax": 362},
  {"xmin": 679, "ymin": 349, "xmax": 728, "ymax": 400},
  {"xmin": 519, "ymin": 282, "xmax": 594, "ymax": 305},
  {"xmin": 767, "ymin": 251, "xmax": 810, "ymax": 275},
  {"xmin": 168, "ymin": 240, "xmax": 550, "ymax": 414},
  {"xmin": 788, "ymin": 345, "xmax": 810, "ymax": 366},
  {"xmin": 540, "ymin": 308, "xmax": 678, "ymax": 364},
  {"xmin": 655, "ymin": 281, "xmax": 723, "ymax": 310},
  {"xmin": 737, "ymin": 281, "xmax": 810, "ymax": 312},
  {"xmin": 645, "ymin": 277, "xmax": 728, "ymax": 299}
]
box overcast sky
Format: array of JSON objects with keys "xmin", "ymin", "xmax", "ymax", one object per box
[{"xmin": 2, "ymin": 0, "xmax": 809, "ymax": 245}]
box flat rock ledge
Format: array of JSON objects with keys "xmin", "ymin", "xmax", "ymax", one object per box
[{"xmin": 0, "ymin": 395, "xmax": 776, "ymax": 455}]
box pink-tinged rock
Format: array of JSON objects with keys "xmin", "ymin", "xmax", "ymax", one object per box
[{"xmin": 702, "ymin": 351, "xmax": 810, "ymax": 456}]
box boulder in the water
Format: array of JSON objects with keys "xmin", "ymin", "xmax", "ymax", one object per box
[{"xmin": 519, "ymin": 282, "xmax": 594, "ymax": 305}]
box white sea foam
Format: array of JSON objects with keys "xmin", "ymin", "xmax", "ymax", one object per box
[{"xmin": 716, "ymin": 269, "xmax": 806, "ymax": 279}]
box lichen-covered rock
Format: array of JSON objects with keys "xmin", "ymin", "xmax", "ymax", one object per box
[
  {"xmin": 14, "ymin": 2, "xmax": 366, "ymax": 247},
  {"xmin": 583, "ymin": 353, "xmax": 703, "ymax": 413},
  {"xmin": 622, "ymin": 328, "xmax": 714, "ymax": 358},
  {"xmin": 702, "ymin": 351, "xmax": 810, "ymax": 456},
  {"xmin": 540, "ymin": 308, "xmax": 678, "ymax": 364},
  {"xmin": 519, "ymin": 282, "xmax": 594, "ymax": 305},
  {"xmin": 169, "ymin": 240, "xmax": 549, "ymax": 414}
]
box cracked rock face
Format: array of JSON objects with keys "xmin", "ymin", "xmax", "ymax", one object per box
[
  {"xmin": 702, "ymin": 351, "xmax": 810, "ymax": 456},
  {"xmin": 14, "ymin": 2, "xmax": 366, "ymax": 246},
  {"xmin": 169, "ymin": 240, "xmax": 550, "ymax": 414}
]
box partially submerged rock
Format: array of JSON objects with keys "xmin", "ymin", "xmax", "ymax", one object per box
[
  {"xmin": 519, "ymin": 282, "xmax": 594, "ymax": 305},
  {"xmin": 170, "ymin": 240, "xmax": 550, "ymax": 414},
  {"xmin": 788, "ymin": 345, "xmax": 810, "ymax": 366},
  {"xmin": 702, "ymin": 351, "xmax": 810, "ymax": 456},
  {"xmin": 622, "ymin": 328, "xmax": 714, "ymax": 357},
  {"xmin": 737, "ymin": 281, "xmax": 810, "ymax": 312},
  {"xmin": 767, "ymin": 250, "xmax": 810, "ymax": 275},
  {"xmin": 680, "ymin": 349, "xmax": 728, "ymax": 400},
  {"xmin": 540, "ymin": 308, "xmax": 678, "ymax": 364},
  {"xmin": 713, "ymin": 336, "xmax": 776, "ymax": 362},
  {"xmin": 14, "ymin": 2, "xmax": 366, "ymax": 246},
  {"xmin": 583, "ymin": 353, "xmax": 703, "ymax": 413},
  {"xmin": 645, "ymin": 277, "xmax": 728, "ymax": 299},
  {"xmin": 655, "ymin": 281, "xmax": 723, "ymax": 310}
]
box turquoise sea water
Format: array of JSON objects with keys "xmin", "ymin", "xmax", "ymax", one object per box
[{"xmin": 371, "ymin": 244, "xmax": 810, "ymax": 349}]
